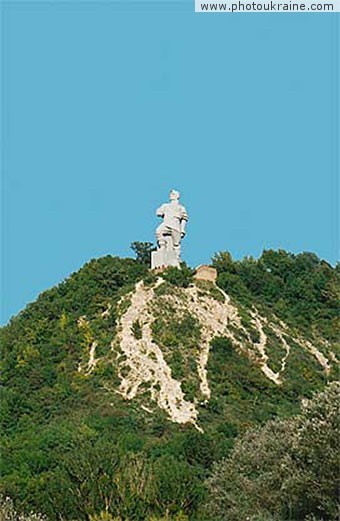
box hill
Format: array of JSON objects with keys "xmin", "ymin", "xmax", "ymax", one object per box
[{"xmin": 0, "ymin": 250, "xmax": 339, "ymax": 521}]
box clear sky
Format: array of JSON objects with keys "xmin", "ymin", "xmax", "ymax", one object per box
[{"xmin": 1, "ymin": 1, "xmax": 339, "ymax": 324}]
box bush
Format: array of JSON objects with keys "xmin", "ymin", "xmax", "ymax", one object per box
[
  {"xmin": 130, "ymin": 242, "xmax": 156, "ymax": 266},
  {"xmin": 204, "ymin": 383, "xmax": 340, "ymax": 521},
  {"xmin": 161, "ymin": 265, "xmax": 195, "ymax": 288}
]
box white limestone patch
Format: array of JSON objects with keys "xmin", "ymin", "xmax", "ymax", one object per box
[
  {"xmin": 115, "ymin": 280, "xmax": 200, "ymax": 429},
  {"xmin": 101, "ymin": 303, "xmax": 112, "ymax": 319},
  {"xmin": 77, "ymin": 316, "xmax": 98, "ymax": 375},
  {"xmin": 86, "ymin": 341, "xmax": 98, "ymax": 374}
]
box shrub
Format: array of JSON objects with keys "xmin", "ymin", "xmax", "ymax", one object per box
[
  {"xmin": 161, "ymin": 265, "xmax": 195, "ymax": 288},
  {"xmin": 204, "ymin": 383, "xmax": 340, "ymax": 521}
]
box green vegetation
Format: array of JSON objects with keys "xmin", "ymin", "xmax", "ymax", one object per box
[
  {"xmin": 0, "ymin": 251, "xmax": 338, "ymax": 520},
  {"xmin": 212, "ymin": 250, "xmax": 339, "ymax": 341},
  {"xmin": 200, "ymin": 335, "xmax": 320, "ymax": 441},
  {"xmin": 151, "ymin": 311, "xmax": 201, "ymax": 402},
  {"xmin": 132, "ymin": 320, "xmax": 143, "ymax": 340},
  {"xmin": 261, "ymin": 324, "xmax": 288, "ymax": 374},
  {"xmin": 130, "ymin": 242, "xmax": 156, "ymax": 266},
  {"xmin": 161, "ymin": 264, "xmax": 195, "ymax": 288},
  {"xmin": 205, "ymin": 382, "xmax": 340, "ymax": 521},
  {"xmin": 195, "ymin": 280, "xmax": 225, "ymax": 303}
]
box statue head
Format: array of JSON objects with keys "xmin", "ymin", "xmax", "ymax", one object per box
[{"xmin": 170, "ymin": 189, "xmax": 180, "ymax": 201}]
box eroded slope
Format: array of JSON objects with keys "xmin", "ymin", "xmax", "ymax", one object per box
[{"xmin": 79, "ymin": 278, "xmax": 333, "ymax": 429}]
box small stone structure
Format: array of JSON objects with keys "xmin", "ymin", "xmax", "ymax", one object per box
[{"xmin": 194, "ymin": 265, "xmax": 217, "ymax": 283}]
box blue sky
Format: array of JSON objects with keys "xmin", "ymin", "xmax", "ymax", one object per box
[{"xmin": 1, "ymin": 2, "xmax": 339, "ymax": 324}]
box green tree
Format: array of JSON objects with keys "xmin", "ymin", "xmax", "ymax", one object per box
[
  {"xmin": 161, "ymin": 264, "xmax": 195, "ymax": 288},
  {"xmin": 205, "ymin": 383, "xmax": 340, "ymax": 521},
  {"xmin": 130, "ymin": 242, "xmax": 156, "ymax": 266}
]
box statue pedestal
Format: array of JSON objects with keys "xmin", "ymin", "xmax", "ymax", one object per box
[{"xmin": 151, "ymin": 250, "xmax": 180, "ymax": 270}]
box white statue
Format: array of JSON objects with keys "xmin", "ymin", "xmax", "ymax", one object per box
[{"xmin": 151, "ymin": 189, "xmax": 188, "ymax": 269}]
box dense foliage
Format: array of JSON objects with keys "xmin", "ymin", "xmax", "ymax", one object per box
[
  {"xmin": 205, "ymin": 382, "xmax": 340, "ymax": 521},
  {"xmin": 161, "ymin": 265, "xmax": 195, "ymax": 288},
  {"xmin": 130, "ymin": 242, "xmax": 156, "ymax": 267},
  {"xmin": 0, "ymin": 252, "xmax": 338, "ymax": 520},
  {"xmin": 213, "ymin": 250, "xmax": 339, "ymax": 341}
]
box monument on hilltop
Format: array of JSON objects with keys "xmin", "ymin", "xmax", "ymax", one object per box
[{"xmin": 151, "ymin": 189, "xmax": 188, "ymax": 269}]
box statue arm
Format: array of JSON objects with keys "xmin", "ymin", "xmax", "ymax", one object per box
[{"xmin": 156, "ymin": 204, "xmax": 165, "ymax": 217}]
